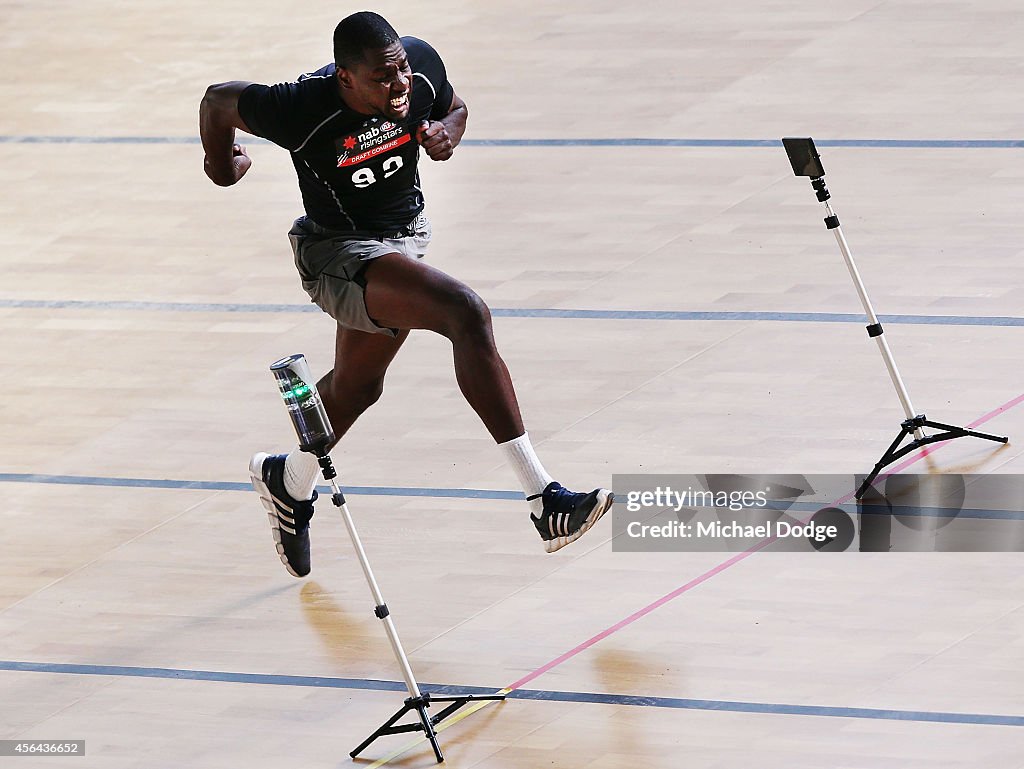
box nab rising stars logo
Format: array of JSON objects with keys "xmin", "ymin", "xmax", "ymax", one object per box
[{"xmin": 336, "ymin": 119, "xmax": 411, "ymax": 167}]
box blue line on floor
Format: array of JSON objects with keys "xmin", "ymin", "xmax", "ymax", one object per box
[
  {"xmin": 1, "ymin": 300, "xmax": 1021, "ymax": 328},
  {"xmin": 2, "ymin": 473, "xmax": 1021, "ymax": 521},
  {"xmin": 2, "ymin": 136, "xmax": 1023, "ymax": 148},
  {"xmin": 493, "ymin": 310, "xmax": 1024, "ymax": 327},
  {"xmin": 0, "ymin": 473, "xmax": 520, "ymax": 500},
  {"xmin": 1, "ymin": 660, "xmax": 1020, "ymax": 726}
]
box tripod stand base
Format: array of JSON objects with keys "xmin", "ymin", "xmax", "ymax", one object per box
[
  {"xmin": 856, "ymin": 414, "xmax": 1007, "ymax": 498},
  {"xmin": 350, "ymin": 691, "xmax": 507, "ymax": 763}
]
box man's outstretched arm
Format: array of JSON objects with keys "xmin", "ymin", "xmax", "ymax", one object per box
[
  {"xmin": 418, "ymin": 90, "xmax": 468, "ymax": 162},
  {"xmin": 200, "ymin": 81, "xmax": 256, "ymax": 186}
]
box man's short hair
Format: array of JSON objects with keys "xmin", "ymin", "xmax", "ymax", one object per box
[{"xmin": 333, "ymin": 11, "xmax": 400, "ymax": 69}]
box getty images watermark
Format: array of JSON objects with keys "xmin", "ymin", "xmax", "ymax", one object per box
[{"xmin": 611, "ymin": 474, "xmax": 1024, "ymax": 552}]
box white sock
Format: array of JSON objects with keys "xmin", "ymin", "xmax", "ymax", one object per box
[
  {"xmin": 283, "ymin": 448, "xmax": 320, "ymax": 501},
  {"xmin": 498, "ymin": 432, "xmax": 554, "ymax": 516}
]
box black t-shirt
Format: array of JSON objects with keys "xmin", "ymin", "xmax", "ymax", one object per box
[{"xmin": 238, "ymin": 36, "xmax": 454, "ymax": 232}]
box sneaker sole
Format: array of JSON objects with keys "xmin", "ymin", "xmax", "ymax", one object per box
[
  {"xmin": 545, "ymin": 490, "xmax": 615, "ymax": 553},
  {"xmin": 249, "ymin": 452, "xmax": 303, "ymax": 578}
]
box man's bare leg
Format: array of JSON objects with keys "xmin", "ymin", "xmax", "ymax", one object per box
[
  {"xmin": 360, "ymin": 253, "xmax": 524, "ymax": 442},
  {"xmin": 281, "ymin": 325, "xmax": 410, "ymax": 501},
  {"xmin": 320, "ymin": 325, "xmax": 410, "ymax": 447},
  {"xmin": 357, "ymin": 253, "xmax": 612, "ymax": 552}
]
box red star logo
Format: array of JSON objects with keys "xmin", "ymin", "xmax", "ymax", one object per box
[{"xmin": 343, "ymin": 136, "xmax": 356, "ymax": 150}]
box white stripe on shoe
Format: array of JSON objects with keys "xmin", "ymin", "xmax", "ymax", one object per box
[{"xmin": 544, "ymin": 490, "xmax": 615, "ymax": 553}]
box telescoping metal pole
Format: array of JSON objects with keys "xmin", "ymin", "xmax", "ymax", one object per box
[
  {"xmin": 325, "ymin": 473, "xmax": 422, "ymax": 697},
  {"xmin": 819, "ymin": 197, "xmax": 924, "ymax": 440}
]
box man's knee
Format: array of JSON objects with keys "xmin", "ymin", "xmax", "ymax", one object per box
[{"xmin": 439, "ymin": 286, "xmax": 492, "ymax": 340}]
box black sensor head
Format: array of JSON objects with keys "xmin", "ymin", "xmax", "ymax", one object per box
[{"xmin": 782, "ymin": 137, "xmax": 826, "ymax": 178}]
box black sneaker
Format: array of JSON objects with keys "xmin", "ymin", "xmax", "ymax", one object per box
[
  {"xmin": 530, "ymin": 482, "xmax": 614, "ymax": 553},
  {"xmin": 248, "ymin": 452, "xmax": 317, "ymax": 577}
]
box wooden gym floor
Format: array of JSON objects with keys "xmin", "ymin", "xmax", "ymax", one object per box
[{"xmin": 2, "ymin": 1, "xmax": 1023, "ymax": 766}]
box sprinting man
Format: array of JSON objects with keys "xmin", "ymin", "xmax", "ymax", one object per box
[{"xmin": 200, "ymin": 11, "xmax": 612, "ymax": 576}]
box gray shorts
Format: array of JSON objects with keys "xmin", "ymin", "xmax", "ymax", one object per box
[{"xmin": 288, "ymin": 212, "xmax": 432, "ymax": 336}]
